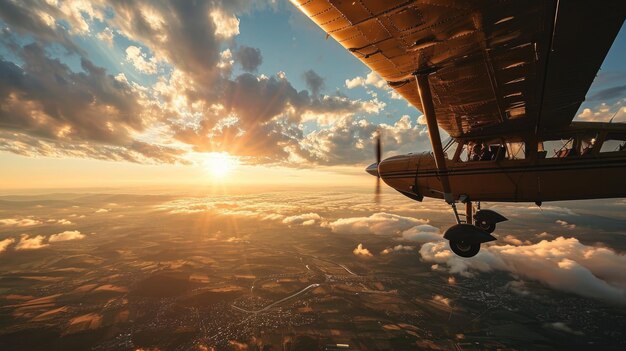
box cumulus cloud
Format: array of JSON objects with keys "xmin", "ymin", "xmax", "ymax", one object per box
[
  {"xmin": 0, "ymin": 0, "xmax": 426, "ymax": 167},
  {"xmin": 0, "ymin": 238, "xmax": 15, "ymax": 253},
  {"xmin": 353, "ymin": 243, "xmax": 372, "ymax": 257},
  {"xmin": 299, "ymin": 115, "xmax": 429, "ymax": 165},
  {"xmin": 381, "ymin": 244, "xmax": 415, "ymax": 255},
  {"xmin": 328, "ymin": 212, "xmax": 427, "ymax": 235},
  {"xmin": 210, "ymin": 8, "xmax": 240, "ymax": 38},
  {"xmin": 235, "ymin": 46, "xmax": 262, "ymax": 72},
  {"xmin": 48, "ymin": 230, "xmax": 85, "ymax": 242},
  {"xmin": 282, "ymin": 213, "xmax": 321, "ymax": 226},
  {"xmin": 576, "ymin": 99, "xmax": 626, "ymax": 123},
  {"xmin": 125, "ymin": 45, "xmax": 158, "ymax": 74},
  {"xmin": 419, "ymin": 236, "xmax": 626, "ymax": 305},
  {"xmin": 97, "ymin": 27, "xmax": 115, "ymax": 47},
  {"xmin": 400, "ymin": 225, "xmax": 441, "ymax": 243},
  {"xmin": 0, "ymin": 0, "xmax": 85, "ymax": 54},
  {"xmin": 15, "ymin": 234, "xmax": 48, "ymax": 250},
  {"xmin": 556, "ymin": 220, "xmax": 576, "ymax": 229},
  {"xmin": 303, "ymin": 69, "xmax": 324, "ymax": 97},
  {"xmin": 501, "ymin": 234, "xmax": 530, "ymax": 246},
  {"xmin": 0, "ymin": 218, "xmax": 41, "ymax": 227},
  {"xmin": 345, "ymin": 71, "xmax": 387, "ymax": 90}
]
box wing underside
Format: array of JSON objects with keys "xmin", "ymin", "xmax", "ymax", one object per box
[{"xmin": 293, "ymin": 0, "xmax": 625, "ymax": 138}]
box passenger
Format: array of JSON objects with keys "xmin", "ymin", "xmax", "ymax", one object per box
[
  {"xmin": 480, "ymin": 143, "xmax": 493, "ymax": 161},
  {"xmin": 471, "ymin": 143, "xmax": 482, "ymax": 161}
]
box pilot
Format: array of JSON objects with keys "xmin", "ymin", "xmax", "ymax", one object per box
[{"xmin": 480, "ymin": 143, "xmax": 493, "ymax": 161}]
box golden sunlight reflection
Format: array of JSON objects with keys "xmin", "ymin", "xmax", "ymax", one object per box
[{"xmin": 201, "ymin": 152, "xmax": 239, "ymax": 178}]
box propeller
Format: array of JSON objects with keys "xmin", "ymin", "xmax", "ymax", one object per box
[
  {"xmin": 374, "ymin": 130, "xmax": 382, "ymax": 204},
  {"xmin": 365, "ymin": 130, "xmax": 382, "ymax": 203}
]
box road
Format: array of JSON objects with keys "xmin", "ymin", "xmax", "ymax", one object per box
[{"xmin": 232, "ymin": 283, "xmax": 321, "ymax": 314}]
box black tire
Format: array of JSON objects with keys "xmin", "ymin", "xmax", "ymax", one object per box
[
  {"xmin": 449, "ymin": 240, "xmax": 481, "ymax": 258},
  {"xmin": 475, "ymin": 220, "xmax": 496, "ymax": 233}
]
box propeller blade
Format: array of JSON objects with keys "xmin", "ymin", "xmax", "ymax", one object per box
[
  {"xmin": 374, "ymin": 130, "xmax": 382, "ymax": 204},
  {"xmin": 376, "ymin": 132, "xmax": 381, "ymax": 165},
  {"xmin": 375, "ymin": 176, "xmax": 381, "ymax": 204}
]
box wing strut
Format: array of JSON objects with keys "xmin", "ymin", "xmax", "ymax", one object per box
[{"xmin": 414, "ymin": 69, "xmax": 454, "ymax": 204}]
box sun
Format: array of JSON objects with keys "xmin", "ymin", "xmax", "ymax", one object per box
[{"xmin": 203, "ymin": 152, "xmax": 239, "ymax": 178}]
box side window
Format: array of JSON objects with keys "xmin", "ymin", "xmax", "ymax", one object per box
[
  {"xmin": 464, "ymin": 142, "xmax": 504, "ymax": 161},
  {"xmin": 457, "ymin": 143, "xmax": 469, "ymax": 162},
  {"xmin": 580, "ymin": 137, "xmax": 596, "ymax": 156},
  {"xmin": 506, "ymin": 142, "xmax": 525, "ymax": 160},
  {"xmin": 443, "ymin": 139, "xmax": 458, "ymax": 160},
  {"xmin": 600, "ymin": 139, "xmax": 626, "ymax": 153},
  {"xmin": 541, "ymin": 139, "xmax": 574, "ymax": 158}
]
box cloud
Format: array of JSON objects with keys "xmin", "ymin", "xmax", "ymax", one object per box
[
  {"xmin": 282, "ymin": 213, "xmax": 321, "ymax": 226},
  {"xmin": 0, "ymin": 40, "xmax": 185, "ymax": 164},
  {"xmin": 353, "ymin": 243, "xmax": 372, "ymax": 257},
  {"xmin": 328, "ymin": 212, "xmax": 427, "ymax": 235},
  {"xmin": 381, "ymin": 244, "xmax": 415, "ymax": 255},
  {"xmin": 400, "ymin": 225, "xmax": 441, "ymax": 243},
  {"xmin": 576, "ymin": 99, "xmax": 626, "ymax": 122},
  {"xmin": 15, "ymin": 234, "xmax": 48, "ymax": 250},
  {"xmin": 501, "ymin": 235, "xmax": 529, "ymax": 246},
  {"xmin": 0, "ymin": 0, "xmax": 85, "ymax": 54},
  {"xmin": 0, "ymin": 0, "xmax": 427, "ymax": 167},
  {"xmin": 345, "ymin": 71, "xmax": 386, "ymax": 90},
  {"xmin": 235, "ymin": 46, "xmax": 262, "ymax": 72},
  {"xmin": 588, "ymin": 85, "xmax": 626, "ymax": 101},
  {"xmin": 556, "ymin": 220, "xmax": 576, "ymax": 230},
  {"xmin": 210, "ymin": 8, "xmax": 240, "ymax": 38},
  {"xmin": 303, "ymin": 69, "xmax": 324, "ymax": 97},
  {"xmin": 50, "ymin": 219, "xmax": 73, "ymax": 225},
  {"xmin": 0, "ymin": 238, "xmax": 15, "ymax": 253},
  {"xmin": 0, "ymin": 218, "xmax": 41, "ymax": 227},
  {"xmin": 419, "ymin": 236, "xmax": 626, "ymax": 305},
  {"xmin": 97, "ymin": 27, "xmax": 115, "ymax": 47},
  {"xmin": 0, "ymin": 43, "xmax": 142, "ymax": 144},
  {"xmin": 95, "ymin": 209, "xmax": 109, "ymax": 213},
  {"xmin": 125, "ymin": 45, "xmax": 158, "ymax": 74},
  {"xmin": 298, "ymin": 115, "xmax": 429, "ymax": 165},
  {"xmin": 48, "ymin": 230, "xmax": 85, "ymax": 242}
]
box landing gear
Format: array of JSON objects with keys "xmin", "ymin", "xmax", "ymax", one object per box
[
  {"xmin": 449, "ymin": 239, "xmax": 481, "ymax": 258},
  {"xmin": 474, "ymin": 209, "xmax": 507, "ymax": 234},
  {"xmin": 444, "ymin": 200, "xmax": 505, "ymax": 258},
  {"xmin": 475, "ymin": 220, "xmax": 496, "ymax": 233}
]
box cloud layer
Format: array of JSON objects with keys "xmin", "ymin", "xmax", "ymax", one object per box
[{"xmin": 420, "ymin": 236, "xmax": 626, "ymax": 305}]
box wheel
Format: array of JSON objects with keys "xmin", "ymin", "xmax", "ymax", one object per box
[
  {"xmin": 449, "ymin": 240, "xmax": 481, "ymax": 258},
  {"xmin": 475, "ymin": 220, "xmax": 496, "ymax": 233}
]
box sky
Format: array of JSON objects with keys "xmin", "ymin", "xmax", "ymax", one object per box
[{"xmin": 0, "ymin": 0, "xmax": 625, "ymax": 190}]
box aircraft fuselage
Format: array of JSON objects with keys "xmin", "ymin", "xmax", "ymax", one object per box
[{"xmin": 378, "ymin": 151, "xmax": 626, "ymax": 203}]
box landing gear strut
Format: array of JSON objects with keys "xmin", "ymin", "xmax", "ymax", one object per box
[{"xmin": 444, "ymin": 200, "xmax": 505, "ymax": 258}]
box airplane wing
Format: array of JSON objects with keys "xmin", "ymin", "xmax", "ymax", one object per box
[{"xmin": 292, "ymin": 0, "xmax": 625, "ymax": 138}]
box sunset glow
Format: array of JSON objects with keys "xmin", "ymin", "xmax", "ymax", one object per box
[{"xmin": 202, "ymin": 152, "xmax": 239, "ymax": 179}]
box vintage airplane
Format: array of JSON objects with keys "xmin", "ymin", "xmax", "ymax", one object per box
[{"xmin": 293, "ymin": 0, "xmax": 626, "ymax": 257}]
